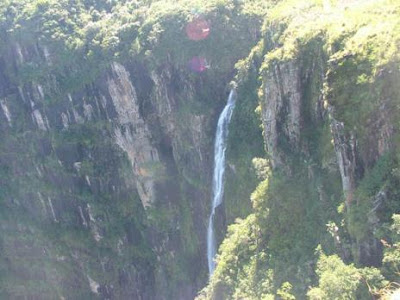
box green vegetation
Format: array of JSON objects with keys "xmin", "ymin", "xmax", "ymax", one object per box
[
  {"xmin": 0, "ymin": 120, "xmax": 154, "ymax": 298},
  {"xmin": 309, "ymin": 214, "xmax": 400, "ymax": 300},
  {"xmin": 200, "ymin": 0, "xmax": 400, "ymax": 299},
  {"xmin": 202, "ymin": 156, "xmax": 342, "ymax": 298},
  {"xmin": 308, "ymin": 251, "xmax": 386, "ymax": 300},
  {"xmin": 1, "ymin": 0, "xmax": 400, "ymax": 299},
  {"xmin": 225, "ymin": 57, "xmax": 265, "ymax": 222},
  {"xmin": 0, "ymin": 0, "xmax": 268, "ymax": 298},
  {"xmin": 0, "ymin": 0, "xmax": 264, "ymax": 92}
]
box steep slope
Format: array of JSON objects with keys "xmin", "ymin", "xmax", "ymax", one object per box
[
  {"xmin": 1, "ymin": 0, "xmax": 399, "ymax": 299},
  {"xmin": 0, "ymin": 0, "xmax": 261, "ymax": 298},
  {"xmin": 200, "ymin": 0, "xmax": 400, "ymax": 299}
]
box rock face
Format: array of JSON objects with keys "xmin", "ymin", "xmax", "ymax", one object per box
[
  {"xmin": 259, "ymin": 51, "xmax": 398, "ymax": 267},
  {"xmin": 108, "ymin": 62, "xmax": 159, "ymax": 208},
  {"xmin": 1, "ymin": 2, "xmax": 397, "ymax": 298},
  {"xmin": 261, "ymin": 61, "xmax": 302, "ymax": 169},
  {"xmin": 328, "ymin": 113, "xmax": 357, "ymax": 207},
  {"xmin": 0, "ymin": 38, "xmax": 222, "ymax": 299}
]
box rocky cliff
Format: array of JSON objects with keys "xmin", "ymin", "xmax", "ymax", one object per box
[
  {"xmin": 0, "ymin": 45, "xmax": 214, "ymax": 298},
  {"xmin": 201, "ymin": 0, "xmax": 400, "ymax": 299},
  {"xmin": 0, "ymin": 0, "xmax": 263, "ymax": 298},
  {"xmin": 1, "ymin": 0, "xmax": 399, "ymax": 299}
]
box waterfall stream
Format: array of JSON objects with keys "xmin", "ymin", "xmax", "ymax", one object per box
[{"xmin": 207, "ymin": 89, "xmax": 236, "ymax": 277}]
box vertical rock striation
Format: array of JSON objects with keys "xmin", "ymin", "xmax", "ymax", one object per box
[
  {"xmin": 0, "ymin": 38, "xmax": 218, "ymax": 298},
  {"xmin": 108, "ymin": 62, "xmax": 159, "ymax": 208},
  {"xmin": 261, "ymin": 61, "xmax": 303, "ymax": 169}
]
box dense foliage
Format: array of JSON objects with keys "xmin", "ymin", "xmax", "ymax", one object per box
[
  {"xmin": 1, "ymin": 0, "xmax": 399, "ymax": 299},
  {"xmin": 200, "ymin": 0, "xmax": 400, "ymax": 299},
  {"xmin": 0, "ymin": 0, "xmax": 265, "ymax": 298}
]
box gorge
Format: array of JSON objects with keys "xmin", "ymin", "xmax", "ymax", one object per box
[{"xmin": 0, "ymin": 0, "xmax": 400, "ymax": 299}]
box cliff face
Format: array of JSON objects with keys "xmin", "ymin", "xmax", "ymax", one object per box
[
  {"xmin": 261, "ymin": 60, "xmax": 302, "ymax": 169},
  {"xmin": 259, "ymin": 0, "xmax": 400, "ymax": 269},
  {"xmin": 260, "ymin": 53, "xmax": 395, "ymax": 268},
  {"xmin": 1, "ymin": 1, "xmax": 399, "ymax": 299},
  {"xmin": 200, "ymin": 1, "xmax": 400, "ymax": 299},
  {"xmin": 0, "ymin": 40, "xmax": 219, "ymax": 299},
  {"xmin": 0, "ymin": 0, "xmax": 265, "ymax": 297}
]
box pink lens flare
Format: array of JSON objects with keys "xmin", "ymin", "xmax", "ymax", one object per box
[
  {"xmin": 185, "ymin": 18, "xmax": 210, "ymax": 41},
  {"xmin": 188, "ymin": 56, "xmax": 208, "ymax": 73}
]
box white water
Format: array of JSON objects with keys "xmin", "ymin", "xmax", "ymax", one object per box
[{"xmin": 207, "ymin": 89, "xmax": 236, "ymax": 277}]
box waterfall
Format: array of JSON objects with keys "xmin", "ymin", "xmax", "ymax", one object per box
[{"xmin": 207, "ymin": 89, "xmax": 236, "ymax": 277}]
